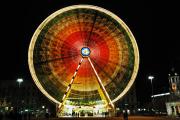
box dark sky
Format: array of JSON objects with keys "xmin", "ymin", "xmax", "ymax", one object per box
[{"xmin": 0, "ymin": 1, "xmax": 179, "ymax": 105}]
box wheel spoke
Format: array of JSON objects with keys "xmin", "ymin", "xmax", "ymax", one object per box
[
  {"xmin": 35, "ymin": 54, "xmax": 79, "ymax": 65},
  {"xmin": 88, "ymin": 57, "xmax": 114, "ymax": 108},
  {"xmin": 85, "ymin": 12, "xmax": 97, "ymax": 47},
  {"xmin": 76, "ymin": 10, "xmax": 84, "ymax": 46},
  {"xmin": 58, "ymin": 57, "xmax": 84, "ymax": 110},
  {"xmin": 53, "ymin": 36, "xmax": 78, "ymax": 51}
]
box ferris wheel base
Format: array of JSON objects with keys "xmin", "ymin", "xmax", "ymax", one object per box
[{"xmin": 56, "ymin": 104, "xmax": 115, "ymax": 117}]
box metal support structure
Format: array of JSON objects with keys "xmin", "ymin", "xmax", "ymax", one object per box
[
  {"xmin": 88, "ymin": 57, "xmax": 114, "ymax": 109},
  {"xmin": 57, "ymin": 53, "xmax": 115, "ymax": 116},
  {"xmin": 148, "ymin": 76, "xmax": 154, "ymax": 110},
  {"xmin": 57, "ymin": 58, "xmax": 84, "ymax": 114}
]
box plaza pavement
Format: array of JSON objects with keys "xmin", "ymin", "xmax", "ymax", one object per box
[{"xmin": 31, "ymin": 116, "xmax": 180, "ymax": 120}]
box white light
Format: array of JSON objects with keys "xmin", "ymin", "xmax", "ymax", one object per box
[
  {"xmin": 148, "ymin": 76, "xmax": 154, "ymax": 80},
  {"xmin": 25, "ymin": 109, "xmax": 28, "ymax": 112},
  {"xmin": 64, "ymin": 105, "xmax": 74, "ymax": 109},
  {"xmin": 62, "ymin": 94, "xmax": 66, "ymax": 100},
  {"xmin": 65, "ymin": 100, "xmax": 70, "ymax": 104},
  {"xmin": 127, "ymin": 109, "xmax": 130, "ymax": 114},
  {"xmin": 42, "ymin": 105, "xmax": 45, "ymax": 109},
  {"xmin": 17, "ymin": 78, "xmax": 23, "ymax": 83},
  {"xmin": 5, "ymin": 107, "xmax": 9, "ymax": 111},
  {"xmin": 151, "ymin": 92, "xmax": 170, "ymax": 98}
]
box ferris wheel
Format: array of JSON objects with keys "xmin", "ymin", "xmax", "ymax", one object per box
[{"xmin": 28, "ymin": 5, "xmax": 139, "ymax": 115}]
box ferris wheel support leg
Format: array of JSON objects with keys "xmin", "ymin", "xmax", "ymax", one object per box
[
  {"xmin": 57, "ymin": 58, "xmax": 84, "ymax": 116},
  {"xmin": 88, "ymin": 57, "xmax": 114, "ymax": 110}
]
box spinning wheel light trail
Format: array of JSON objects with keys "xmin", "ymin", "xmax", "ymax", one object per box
[{"xmin": 28, "ymin": 5, "xmax": 139, "ymax": 117}]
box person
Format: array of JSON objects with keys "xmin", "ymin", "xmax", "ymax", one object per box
[
  {"xmin": 45, "ymin": 112, "xmax": 49, "ymax": 119},
  {"xmin": 123, "ymin": 109, "xmax": 128, "ymax": 120},
  {"xmin": 171, "ymin": 106, "xmax": 175, "ymax": 116}
]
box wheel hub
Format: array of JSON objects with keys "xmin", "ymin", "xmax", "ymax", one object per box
[{"xmin": 81, "ymin": 47, "xmax": 91, "ymax": 57}]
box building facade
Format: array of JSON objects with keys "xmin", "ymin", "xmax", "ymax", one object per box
[
  {"xmin": 166, "ymin": 72, "xmax": 180, "ymax": 117},
  {"xmin": 149, "ymin": 71, "xmax": 180, "ymax": 117},
  {"xmin": 0, "ymin": 79, "xmax": 56, "ymax": 118}
]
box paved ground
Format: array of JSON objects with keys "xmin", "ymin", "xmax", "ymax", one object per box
[{"xmin": 31, "ymin": 116, "xmax": 180, "ymax": 120}]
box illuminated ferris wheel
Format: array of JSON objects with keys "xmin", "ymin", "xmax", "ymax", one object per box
[{"xmin": 28, "ymin": 5, "xmax": 139, "ymax": 115}]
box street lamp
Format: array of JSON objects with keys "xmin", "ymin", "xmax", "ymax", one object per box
[
  {"xmin": 16, "ymin": 78, "xmax": 23, "ymax": 115},
  {"xmin": 148, "ymin": 76, "xmax": 154, "ymax": 96},
  {"xmin": 17, "ymin": 78, "xmax": 23, "ymax": 88},
  {"xmin": 42, "ymin": 105, "xmax": 45, "ymax": 109},
  {"xmin": 148, "ymin": 75, "xmax": 154, "ymax": 110}
]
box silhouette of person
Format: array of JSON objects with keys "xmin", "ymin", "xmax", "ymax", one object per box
[{"xmin": 123, "ymin": 109, "xmax": 128, "ymax": 120}]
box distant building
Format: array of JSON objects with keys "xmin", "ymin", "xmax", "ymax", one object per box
[
  {"xmin": 0, "ymin": 80, "xmax": 56, "ymax": 118},
  {"xmin": 166, "ymin": 72, "xmax": 180, "ymax": 117},
  {"xmin": 150, "ymin": 71, "xmax": 180, "ymax": 117}
]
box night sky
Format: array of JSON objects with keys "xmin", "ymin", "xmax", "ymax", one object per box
[{"xmin": 0, "ymin": 1, "xmax": 179, "ymax": 105}]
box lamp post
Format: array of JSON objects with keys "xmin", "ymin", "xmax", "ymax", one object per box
[
  {"xmin": 148, "ymin": 75, "xmax": 154, "ymax": 110},
  {"xmin": 17, "ymin": 78, "xmax": 23, "ymax": 88},
  {"xmin": 16, "ymin": 78, "xmax": 23, "ymax": 117}
]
